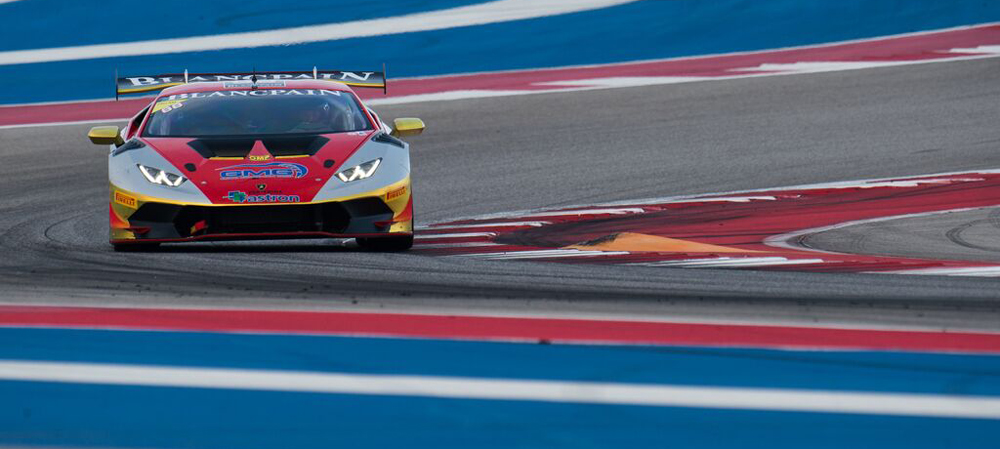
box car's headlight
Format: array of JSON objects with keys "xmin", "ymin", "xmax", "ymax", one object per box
[
  {"xmin": 137, "ymin": 164, "xmax": 186, "ymax": 187},
  {"xmin": 336, "ymin": 158, "xmax": 381, "ymax": 183}
]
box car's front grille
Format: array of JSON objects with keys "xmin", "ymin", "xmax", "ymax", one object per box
[{"xmin": 127, "ymin": 197, "xmax": 392, "ymax": 239}]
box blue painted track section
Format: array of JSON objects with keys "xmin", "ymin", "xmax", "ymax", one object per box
[
  {"xmin": 1, "ymin": 328, "xmax": 999, "ymax": 448},
  {"xmin": 1, "ymin": 0, "xmax": 1000, "ymax": 104},
  {"xmin": 0, "ymin": 0, "xmax": 485, "ymax": 51}
]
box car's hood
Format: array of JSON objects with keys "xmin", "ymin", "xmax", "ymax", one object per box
[{"xmin": 143, "ymin": 131, "xmax": 372, "ymax": 204}]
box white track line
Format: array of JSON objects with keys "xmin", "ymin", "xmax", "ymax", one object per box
[
  {"xmin": 882, "ymin": 267, "xmax": 1000, "ymax": 277},
  {"xmin": 423, "ymin": 221, "xmax": 550, "ymax": 230},
  {"xmin": 0, "ymin": 0, "xmax": 637, "ymax": 66},
  {"xmin": 452, "ymin": 249, "xmax": 629, "ymax": 260},
  {"xmin": 413, "ymin": 242, "xmax": 501, "ymax": 249},
  {"xmin": 950, "ymin": 45, "xmax": 1000, "ymax": 55},
  {"xmin": 413, "ymin": 232, "xmax": 497, "ymax": 240},
  {"xmin": 517, "ymin": 207, "xmax": 646, "ymax": 218},
  {"xmin": 1, "ymin": 360, "xmax": 999, "ymax": 419},
  {"xmin": 633, "ymin": 257, "xmax": 827, "ymax": 268},
  {"xmin": 0, "ymin": 118, "xmax": 127, "ymax": 130}
]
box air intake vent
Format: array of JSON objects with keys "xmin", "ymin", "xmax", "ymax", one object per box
[
  {"xmin": 261, "ymin": 136, "xmax": 329, "ymax": 157},
  {"xmin": 188, "ymin": 138, "xmax": 256, "ymax": 158},
  {"xmin": 372, "ymin": 132, "xmax": 405, "ymax": 148},
  {"xmin": 187, "ymin": 136, "xmax": 329, "ymax": 158}
]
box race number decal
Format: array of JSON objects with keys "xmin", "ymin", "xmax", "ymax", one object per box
[{"xmin": 152, "ymin": 99, "xmax": 186, "ymax": 114}]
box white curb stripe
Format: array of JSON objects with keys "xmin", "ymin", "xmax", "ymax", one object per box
[
  {"xmin": 1, "ymin": 360, "xmax": 999, "ymax": 419},
  {"xmin": 0, "ymin": 0, "xmax": 637, "ymax": 66}
]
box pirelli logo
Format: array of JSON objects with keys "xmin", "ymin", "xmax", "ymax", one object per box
[
  {"xmin": 114, "ymin": 191, "xmax": 137, "ymax": 208},
  {"xmin": 386, "ymin": 186, "xmax": 407, "ymax": 201}
]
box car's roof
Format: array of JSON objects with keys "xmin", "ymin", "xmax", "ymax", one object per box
[{"xmin": 158, "ymin": 79, "xmax": 357, "ymax": 97}]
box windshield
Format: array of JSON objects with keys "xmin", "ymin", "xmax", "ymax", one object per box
[{"xmin": 142, "ymin": 89, "xmax": 373, "ymax": 137}]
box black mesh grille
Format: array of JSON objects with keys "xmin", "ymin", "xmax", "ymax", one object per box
[
  {"xmin": 129, "ymin": 203, "xmax": 181, "ymax": 222},
  {"xmin": 128, "ymin": 197, "xmax": 392, "ymax": 238},
  {"xmin": 176, "ymin": 203, "xmax": 350, "ymax": 235},
  {"xmin": 187, "ymin": 138, "xmax": 255, "ymax": 158},
  {"xmin": 262, "ymin": 136, "xmax": 329, "ymax": 156}
]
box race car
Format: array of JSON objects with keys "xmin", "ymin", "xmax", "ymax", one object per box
[{"xmin": 89, "ymin": 69, "xmax": 424, "ymax": 251}]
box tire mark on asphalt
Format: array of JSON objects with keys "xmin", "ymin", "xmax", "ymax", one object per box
[{"xmin": 945, "ymin": 209, "xmax": 1000, "ymax": 253}]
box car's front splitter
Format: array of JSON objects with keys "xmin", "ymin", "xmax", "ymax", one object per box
[{"xmin": 110, "ymin": 231, "xmax": 413, "ymax": 245}]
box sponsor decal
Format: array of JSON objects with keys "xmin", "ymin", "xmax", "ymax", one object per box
[
  {"xmin": 224, "ymin": 191, "xmax": 300, "ymax": 204},
  {"xmin": 223, "ymin": 81, "xmax": 286, "ymax": 89},
  {"xmin": 256, "ymin": 183, "xmax": 267, "ymax": 191},
  {"xmin": 334, "ymin": 72, "xmax": 375, "ymax": 82},
  {"xmin": 125, "ymin": 72, "xmax": 379, "ymax": 88},
  {"xmin": 257, "ymin": 187, "xmax": 289, "ymax": 195},
  {"xmin": 163, "ymin": 89, "xmax": 342, "ymax": 101},
  {"xmin": 386, "ymin": 185, "xmax": 407, "ymax": 201},
  {"xmin": 114, "ymin": 191, "xmax": 138, "ymax": 208},
  {"xmin": 217, "ymin": 162, "xmax": 308, "ymax": 180},
  {"xmin": 248, "ymin": 155, "xmax": 272, "ymax": 162},
  {"xmin": 152, "ymin": 99, "xmax": 186, "ymax": 113}
]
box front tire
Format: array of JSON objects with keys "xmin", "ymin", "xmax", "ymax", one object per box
[{"xmin": 356, "ymin": 235, "xmax": 413, "ymax": 252}]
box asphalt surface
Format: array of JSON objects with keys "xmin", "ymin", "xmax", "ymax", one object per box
[
  {"xmin": 805, "ymin": 207, "xmax": 1000, "ymax": 263},
  {"xmin": 1, "ymin": 57, "xmax": 999, "ymax": 329}
]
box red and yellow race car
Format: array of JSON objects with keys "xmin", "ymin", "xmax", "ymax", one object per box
[{"xmin": 89, "ymin": 69, "xmax": 424, "ymax": 251}]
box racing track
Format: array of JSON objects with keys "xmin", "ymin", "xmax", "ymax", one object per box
[{"xmin": 1, "ymin": 57, "xmax": 999, "ymax": 329}]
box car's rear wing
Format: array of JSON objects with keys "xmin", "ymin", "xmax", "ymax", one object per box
[{"xmin": 115, "ymin": 67, "xmax": 387, "ymax": 99}]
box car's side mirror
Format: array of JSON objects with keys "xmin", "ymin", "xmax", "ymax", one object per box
[
  {"xmin": 88, "ymin": 126, "xmax": 124, "ymax": 146},
  {"xmin": 391, "ymin": 118, "xmax": 425, "ymax": 138}
]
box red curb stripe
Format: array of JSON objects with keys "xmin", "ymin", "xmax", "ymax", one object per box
[
  {"xmin": 415, "ymin": 171, "xmax": 1000, "ymax": 274},
  {"xmin": 1, "ymin": 306, "xmax": 999, "ymax": 353}
]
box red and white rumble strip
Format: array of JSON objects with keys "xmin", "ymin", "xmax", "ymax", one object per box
[
  {"xmin": 1, "ymin": 22, "xmax": 999, "ymax": 128},
  {"xmin": 2, "ymin": 305, "xmax": 1000, "ymax": 352},
  {"xmin": 413, "ymin": 170, "xmax": 1000, "ymax": 276}
]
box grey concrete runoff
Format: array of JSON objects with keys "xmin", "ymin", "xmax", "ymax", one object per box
[{"xmin": 0, "ymin": 57, "xmax": 998, "ymax": 330}]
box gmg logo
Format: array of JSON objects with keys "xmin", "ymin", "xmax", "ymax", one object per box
[{"xmin": 218, "ymin": 162, "xmax": 308, "ymax": 180}]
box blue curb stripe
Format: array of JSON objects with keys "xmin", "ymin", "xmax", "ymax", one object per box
[{"xmin": 1, "ymin": 328, "xmax": 999, "ymax": 395}]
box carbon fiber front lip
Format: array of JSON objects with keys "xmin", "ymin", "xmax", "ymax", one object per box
[
  {"xmin": 110, "ymin": 231, "xmax": 412, "ymax": 244},
  {"xmin": 117, "ymin": 196, "xmax": 398, "ymax": 242}
]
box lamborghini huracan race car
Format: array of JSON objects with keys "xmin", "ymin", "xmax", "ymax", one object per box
[{"xmin": 89, "ymin": 70, "xmax": 424, "ymax": 251}]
